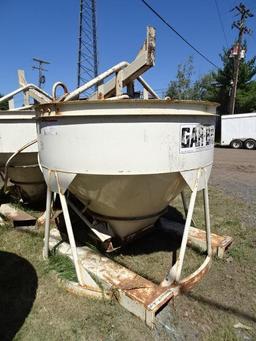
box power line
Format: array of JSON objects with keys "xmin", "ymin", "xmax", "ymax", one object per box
[
  {"xmin": 141, "ymin": 0, "xmax": 219, "ymax": 69},
  {"xmin": 214, "ymin": 0, "xmax": 229, "ymax": 47}
]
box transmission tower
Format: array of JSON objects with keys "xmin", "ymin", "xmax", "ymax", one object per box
[
  {"xmin": 229, "ymin": 3, "xmax": 253, "ymax": 115},
  {"xmin": 77, "ymin": 0, "xmax": 98, "ymax": 96}
]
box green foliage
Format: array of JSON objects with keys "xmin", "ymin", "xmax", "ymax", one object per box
[
  {"xmin": 166, "ymin": 56, "xmax": 194, "ymax": 99},
  {"xmin": 166, "ymin": 49, "xmax": 256, "ymax": 114},
  {"xmin": 211, "ymin": 49, "xmax": 256, "ymax": 114},
  {"xmin": 47, "ymin": 254, "xmax": 77, "ymax": 282},
  {"xmin": 0, "ymin": 93, "xmax": 8, "ymax": 110},
  {"xmin": 191, "ymin": 72, "xmax": 216, "ymax": 100},
  {"xmin": 166, "ymin": 57, "xmax": 218, "ymax": 101},
  {"xmin": 236, "ymin": 80, "xmax": 256, "ymax": 113}
]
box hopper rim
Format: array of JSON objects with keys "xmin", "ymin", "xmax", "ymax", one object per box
[{"xmin": 35, "ymin": 99, "xmax": 218, "ymax": 118}]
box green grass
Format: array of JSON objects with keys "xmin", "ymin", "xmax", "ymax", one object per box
[
  {"xmin": 0, "ymin": 186, "xmax": 255, "ymax": 340},
  {"xmin": 47, "ymin": 254, "xmax": 77, "ymax": 282},
  {"xmin": 207, "ymin": 325, "xmax": 239, "ymax": 341}
]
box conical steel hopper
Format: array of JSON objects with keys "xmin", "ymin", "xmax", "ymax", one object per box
[
  {"xmin": 0, "ymin": 110, "xmax": 45, "ymax": 203},
  {"xmin": 36, "ymin": 99, "xmax": 216, "ymax": 239}
]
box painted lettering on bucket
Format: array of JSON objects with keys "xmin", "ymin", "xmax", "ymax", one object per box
[{"xmin": 180, "ymin": 124, "xmax": 215, "ymax": 153}]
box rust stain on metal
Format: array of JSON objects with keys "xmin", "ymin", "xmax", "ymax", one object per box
[
  {"xmin": 179, "ymin": 259, "xmax": 211, "ymax": 293},
  {"xmin": 50, "ymin": 228, "xmax": 213, "ymax": 327},
  {"xmin": 55, "ymin": 104, "xmax": 61, "ymax": 115},
  {"xmin": 114, "ymin": 275, "xmax": 174, "ymax": 308},
  {"xmin": 97, "ymin": 92, "xmax": 104, "ymax": 100}
]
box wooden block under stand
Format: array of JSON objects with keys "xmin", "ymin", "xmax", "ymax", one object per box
[
  {"xmin": 0, "ymin": 204, "xmax": 36, "ymax": 227},
  {"xmin": 188, "ymin": 226, "xmax": 233, "ymax": 258},
  {"xmin": 159, "ymin": 219, "xmax": 233, "ymax": 258}
]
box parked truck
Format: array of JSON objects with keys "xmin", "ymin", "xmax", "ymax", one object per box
[{"xmin": 221, "ymin": 113, "xmax": 256, "ymax": 149}]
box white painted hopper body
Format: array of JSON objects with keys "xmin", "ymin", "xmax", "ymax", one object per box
[
  {"xmin": 36, "ymin": 100, "xmax": 216, "ymax": 238},
  {"xmin": 0, "ymin": 110, "xmax": 45, "ymax": 202},
  {"xmin": 0, "ymin": 111, "xmax": 37, "ymax": 165}
]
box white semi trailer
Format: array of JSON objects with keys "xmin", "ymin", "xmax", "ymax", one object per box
[{"xmin": 221, "ymin": 113, "xmax": 256, "ymax": 149}]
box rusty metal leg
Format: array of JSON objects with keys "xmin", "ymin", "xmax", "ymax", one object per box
[{"xmin": 43, "ymin": 186, "xmax": 52, "ymax": 259}]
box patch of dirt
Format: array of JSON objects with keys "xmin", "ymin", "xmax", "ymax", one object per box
[{"xmin": 210, "ymin": 147, "xmax": 256, "ymax": 205}]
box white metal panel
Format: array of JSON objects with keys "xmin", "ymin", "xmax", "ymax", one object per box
[
  {"xmin": 0, "ymin": 119, "xmax": 37, "ymax": 153},
  {"xmin": 0, "ymin": 111, "xmax": 38, "ymax": 169},
  {"xmin": 38, "ymin": 119, "xmax": 214, "ymax": 175},
  {"xmin": 221, "ymin": 114, "xmax": 256, "ymax": 145},
  {"xmin": 222, "ymin": 112, "xmax": 256, "ymax": 119}
]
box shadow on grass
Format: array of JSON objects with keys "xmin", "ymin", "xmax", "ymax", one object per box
[
  {"xmin": 187, "ymin": 292, "xmax": 256, "ymax": 323},
  {"xmin": 0, "ymin": 187, "xmax": 46, "ymax": 212},
  {"xmin": 0, "ymin": 251, "xmax": 38, "ymax": 341},
  {"xmin": 115, "ymin": 206, "xmax": 185, "ymax": 256},
  {"xmin": 57, "ymin": 205, "xmax": 186, "ymax": 256}
]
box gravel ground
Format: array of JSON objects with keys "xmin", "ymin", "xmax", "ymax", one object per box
[{"xmin": 210, "ymin": 147, "xmax": 256, "ymax": 204}]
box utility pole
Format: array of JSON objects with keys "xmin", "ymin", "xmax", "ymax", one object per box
[
  {"xmin": 77, "ymin": 0, "xmax": 98, "ymax": 97},
  {"xmin": 32, "ymin": 58, "xmax": 50, "ymax": 88},
  {"xmin": 229, "ymin": 3, "xmax": 253, "ymax": 115}
]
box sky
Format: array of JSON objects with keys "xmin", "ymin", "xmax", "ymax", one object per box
[{"xmin": 1, "ymin": 0, "xmax": 256, "ymax": 102}]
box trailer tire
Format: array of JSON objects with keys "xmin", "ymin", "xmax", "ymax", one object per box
[
  {"xmin": 244, "ymin": 139, "xmax": 256, "ymax": 150},
  {"xmin": 230, "ymin": 139, "xmax": 242, "ymax": 149}
]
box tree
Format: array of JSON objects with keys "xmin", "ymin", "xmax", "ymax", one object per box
[
  {"xmin": 236, "ymin": 81, "xmax": 256, "ymax": 112},
  {"xmin": 166, "ymin": 49, "xmax": 256, "ymax": 114},
  {"xmin": 0, "ymin": 94, "xmax": 8, "ymax": 110},
  {"xmin": 208, "ymin": 49, "xmax": 256, "ymax": 114},
  {"xmin": 189, "ymin": 73, "xmax": 216, "ymax": 101},
  {"xmin": 166, "ymin": 56, "xmax": 216, "ymax": 101},
  {"xmin": 166, "ymin": 56, "xmax": 194, "ymax": 99}
]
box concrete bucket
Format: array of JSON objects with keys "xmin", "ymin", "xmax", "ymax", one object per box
[
  {"xmin": 37, "ymin": 100, "xmax": 216, "ymax": 240},
  {"xmin": 4, "ymin": 26, "xmax": 221, "ymax": 326},
  {"xmin": 37, "ymin": 94, "xmax": 218, "ymax": 325},
  {"xmin": 0, "ymin": 110, "xmax": 45, "ymax": 203}
]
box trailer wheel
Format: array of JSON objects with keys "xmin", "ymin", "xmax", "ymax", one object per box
[
  {"xmin": 244, "ymin": 139, "xmax": 256, "ymax": 150},
  {"xmin": 230, "ymin": 139, "xmax": 242, "ymax": 149}
]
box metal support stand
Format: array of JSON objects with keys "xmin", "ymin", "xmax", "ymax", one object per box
[
  {"xmin": 3, "ymin": 139, "xmax": 37, "ymax": 193},
  {"xmin": 45, "ymin": 168, "xmax": 220, "ymax": 327},
  {"xmin": 203, "ymin": 180, "xmax": 212, "ymax": 256},
  {"xmin": 181, "ymin": 191, "xmax": 188, "ymax": 217},
  {"xmin": 175, "ymin": 171, "xmax": 201, "ymax": 283},
  {"xmin": 181, "ymin": 190, "xmax": 196, "ymax": 227},
  {"xmin": 162, "ymin": 169, "xmax": 213, "ymax": 286},
  {"xmin": 40, "ymin": 165, "xmax": 232, "ymax": 327},
  {"xmin": 54, "ymin": 173, "xmax": 98, "ymax": 288},
  {"xmin": 58, "ymin": 191, "xmax": 85, "ymax": 285},
  {"xmin": 43, "ymin": 186, "xmax": 52, "ymax": 259}
]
